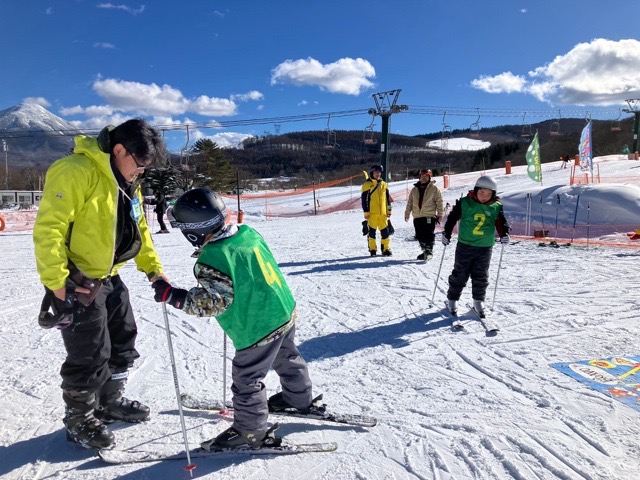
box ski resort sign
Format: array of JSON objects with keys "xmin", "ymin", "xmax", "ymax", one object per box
[{"xmin": 552, "ymin": 356, "xmax": 640, "ymax": 412}]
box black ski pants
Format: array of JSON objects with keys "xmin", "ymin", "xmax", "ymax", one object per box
[
  {"xmin": 156, "ymin": 211, "xmax": 167, "ymax": 231},
  {"xmin": 60, "ymin": 275, "xmax": 139, "ymax": 393},
  {"xmin": 413, "ymin": 217, "xmax": 437, "ymax": 252},
  {"xmin": 447, "ymin": 243, "xmax": 493, "ymax": 301}
]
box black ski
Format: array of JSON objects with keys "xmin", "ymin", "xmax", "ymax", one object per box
[
  {"xmin": 180, "ymin": 393, "xmax": 377, "ymax": 427},
  {"xmin": 99, "ymin": 441, "xmax": 337, "ymax": 464}
]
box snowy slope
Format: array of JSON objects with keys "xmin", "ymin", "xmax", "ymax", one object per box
[{"xmin": 2, "ymin": 157, "xmax": 640, "ymax": 479}]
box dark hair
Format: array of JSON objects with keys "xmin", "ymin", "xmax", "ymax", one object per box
[{"xmin": 109, "ymin": 119, "xmax": 166, "ymax": 166}]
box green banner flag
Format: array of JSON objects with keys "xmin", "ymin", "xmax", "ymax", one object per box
[{"xmin": 526, "ymin": 131, "xmax": 542, "ymax": 183}]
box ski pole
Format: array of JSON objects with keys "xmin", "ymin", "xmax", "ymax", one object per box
[
  {"xmin": 570, "ymin": 194, "xmax": 580, "ymax": 244},
  {"xmin": 491, "ymin": 243, "xmax": 505, "ymax": 310},
  {"xmin": 161, "ymin": 303, "xmax": 196, "ymax": 476},
  {"xmin": 430, "ymin": 244, "xmax": 447, "ymax": 305},
  {"xmin": 221, "ymin": 333, "xmax": 229, "ymax": 415}
]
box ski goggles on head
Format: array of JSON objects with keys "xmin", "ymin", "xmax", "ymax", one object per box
[{"xmin": 419, "ymin": 169, "xmax": 432, "ymax": 176}]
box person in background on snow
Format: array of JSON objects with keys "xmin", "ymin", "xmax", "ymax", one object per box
[
  {"xmin": 404, "ymin": 169, "xmax": 444, "ymax": 261},
  {"xmin": 362, "ymin": 165, "xmax": 393, "ymax": 256},
  {"xmin": 33, "ymin": 119, "xmax": 168, "ymax": 449},
  {"xmin": 145, "ymin": 192, "xmax": 169, "ymax": 234},
  {"xmin": 152, "ymin": 188, "xmax": 319, "ymax": 450},
  {"xmin": 441, "ymin": 175, "xmax": 510, "ymax": 316}
]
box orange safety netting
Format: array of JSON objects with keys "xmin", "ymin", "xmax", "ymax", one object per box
[{"xmin": 221, "ymin": 173, "xmax": 362, "ymax": 200}]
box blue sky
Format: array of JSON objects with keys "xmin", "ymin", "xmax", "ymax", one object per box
[{"xmin": 1, "ymin": 0, "xmax": 638, "ymax": 149}]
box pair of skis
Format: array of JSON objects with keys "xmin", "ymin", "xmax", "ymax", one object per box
[
  {"xmin": 99, "ymin": 394, "xmax": 376, "ymax": 464},
  {"xmin": 445, "ymin": 302, "xmax": 499, "ymax": 336}
]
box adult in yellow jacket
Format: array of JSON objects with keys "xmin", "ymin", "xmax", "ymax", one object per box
[
  {"xmin": 404, "ymin": 169, "xmax": 444, "ymax": 261},
  {"xmin": 361, "ymin": 165, "xmax": 393, "ymax": 256},
  {"xmin": 33, "ymin": 119, "xmax": 166, "ymax": 449}
]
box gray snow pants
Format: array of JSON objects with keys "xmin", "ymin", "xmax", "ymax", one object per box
[
  {"xmin": 447, "ymin": 242, "xmax": 493, "ymax": 301},
  {"xmin": 231, "ymin": 324, "xmax": 312, "ymax": 433}
]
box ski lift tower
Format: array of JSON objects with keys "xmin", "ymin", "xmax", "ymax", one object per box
[
  {"xmin": 369, "ymin": 89, "xmax": 408, "ymax": 181},
  {"xmin": 623, "ymin": 99, "xmax": 640, "ymax": 153}
]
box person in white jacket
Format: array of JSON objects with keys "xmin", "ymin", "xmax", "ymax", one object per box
[{"xmin": 404, "ymin": 169, "xmax": 444, "ymax": 261}]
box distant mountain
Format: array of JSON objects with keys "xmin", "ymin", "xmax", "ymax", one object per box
[{"xmin": 0, "ymin": 103, "xmax": 76, "ymax": 167}]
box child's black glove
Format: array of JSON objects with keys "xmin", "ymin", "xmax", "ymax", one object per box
[
  {"xmin": 152, "ymin": 279, "xmax": 187, "ymax": 309},
  {"xmin": 361, "ymin": 220, "xmax": 368, "ymax": 236}
]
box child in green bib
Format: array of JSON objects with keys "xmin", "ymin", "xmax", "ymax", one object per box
[
  {"xmin": 151, "ymin": 188, "xmax": 316, "ymax": 450},
  {"xmin": 441, "ymin": 176, "xmax": 510, "ymax": 316}
]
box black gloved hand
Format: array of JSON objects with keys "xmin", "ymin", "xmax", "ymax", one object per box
[
  {"xmin": 361, "ymin": 220, "xmax": 368, "ymax": 236},
  {"xmin": 152, "ymin": 279, "xmax": 187, "ymax": 309},
  {"xmin": 39, "ymin": 283, "xmax": 76, "ymax": 330}
]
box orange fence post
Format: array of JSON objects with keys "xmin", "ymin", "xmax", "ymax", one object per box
[
  {"xmin": 0, "ymin": 215, "xmax": 5, "ymax": 231},
  {"xmin": 443, "ymin": 174, "xmax": 449, "ymax": 189},
  {"xmin": 574, "ymin": 154, "xmax": 580, "ymax": 167},
  {"xmin": 237, "ymin": 210, "xmax": 244, "ymax": 224},
  {"xmin": 505, "ymin": 160, "xmax": 511, "ymax": 174}
]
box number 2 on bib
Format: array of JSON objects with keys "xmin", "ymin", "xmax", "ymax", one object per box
[{"xmin": 472, "ymin": 213, "xmax": 486, "ymax": 236}]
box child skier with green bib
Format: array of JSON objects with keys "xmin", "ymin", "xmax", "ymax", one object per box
[
  {"xmin": 441, "ymin": 176, "xmax": 510, "ymax": 316},
  {"xmin": 151, "ymin": 188, "xmax": 317, "ymax": 450}
]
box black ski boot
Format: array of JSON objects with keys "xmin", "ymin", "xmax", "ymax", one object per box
[
  {"xmin": 369, "ymin": 250, "xmax": 377, "ymax": 256},
  {"xmin": 96, "ymin": 373, "xmax": 150, "ymax": 423},
  {"xmin": 382, "ymin": 249, "xmax": 392, "ymax": 256},
  {"xmin": 63, "ymin": 389, "xmax": 115, "ymax": 449},
  {"xmin": 201, "ymin": 423, "xmax": 281, "ymax": 450},
  {"xmin": 268, "ymin": 391, "xmax": 326, "ymax": 415}
]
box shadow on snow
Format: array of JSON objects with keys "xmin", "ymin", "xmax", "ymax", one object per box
[{"xmin": 299, "ymin": 310, "xmax": 449, "ymax": 362}]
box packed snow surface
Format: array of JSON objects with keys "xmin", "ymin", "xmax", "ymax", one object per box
[
  {"xmin": 1, "ymin": 156, "xmax": 640, "ymax": 479},
  {"xmin": 427, "ymin": 137, "xmax": 491, "ymax": 151}
]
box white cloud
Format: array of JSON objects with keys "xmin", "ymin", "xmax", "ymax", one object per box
[
  {"xmin": 271, "ymin": 57, "xmax": 375, "ymax": 95},
  {"xmin": 471, "ymin": 38, "xmax": 640, "ymax": 105},
  {"xmin": 470, "ymin": 71, "xmax": 526, "ymax": 93},
  {"xmin": 297, "ymin": 100, "xmax": 309, "ymax": 106},
  {"xmin": 23, "ymin": 97, "xmax": 51, "ymax": 107},
  {"xmin": 94, "ymin": 42, "xmax": 115, "ymax": 49},
  {"xmin": 520, "ymin": 8, "xmax": 527, "ymax": 13},
  {"xmin": 205, "ymin": 132, "xmax": 255, "ymax": 149},
  {"xmin": 97, "ymin": 3, "xmax": 145, "ymax": 15},
  {"xmin": 213, "ymin": 9, "xmax": 225, "ymax": 18},
  {"xmin": 45, "ymin": 7, "xmax": 53, "ymax": 15},
  {"xmin": 91, "ymin": 78, "xmax": 238, "ymax": 116},
  {"xmin": 256, "ymin": 105, "xmax": 265, "ymax": 111},
  {"xmin": 60, "ymin": 105, "xmax": 115, "ymax": 116},
  {"xmin": 68, "ymin": 113, "xmax": 131, "ymax": 130},
  {"xmin": 230, "ymin": 90, "xmax": 264, "ymax": 102}
]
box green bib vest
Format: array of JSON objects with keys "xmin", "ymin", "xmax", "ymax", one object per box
[
  {"xmin": 196, "ymin": 225, "xmax": 295, "ymax": 350},
  {"xmin": 457, "ymin": 197, "xmax": 502, "ymax": 247}
]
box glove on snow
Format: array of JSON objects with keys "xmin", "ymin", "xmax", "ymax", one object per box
[{"xmin": 152, "ymin": 280, "xmax": 187, "ymax": 309}]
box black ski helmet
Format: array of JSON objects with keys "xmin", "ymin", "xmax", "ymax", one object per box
[{"xmin": 169, "ymin": 188, "xmax": 227, "ymax": 247}]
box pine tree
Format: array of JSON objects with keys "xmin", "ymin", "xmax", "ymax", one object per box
[
  {"xmin": 144, "ymin": 167, "xmax": 179, "ymax": 197},
  {"xmin": 191, "ymin": 139, "xmax": 235, "ymax": 192}
]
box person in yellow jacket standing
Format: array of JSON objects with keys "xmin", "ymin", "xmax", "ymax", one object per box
[
  {"xmin": 361, "ymin": 165, "xmax": 393, "ymax": 256},
  {"xmin": 404, "ymin": 169, "xmax": 444, "ymax": 261},
  {"xmin": 33, "ymin": 119, "xmax": 167, "ymax": 450}
]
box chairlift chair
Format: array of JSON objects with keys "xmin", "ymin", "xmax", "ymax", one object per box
[
  {"xmin": 469, "ymin": 108, "xmax": 481, "ymax": 138},
  {"xmin": 550, "ymin": 110, "xmax": 562, "ymax": 136},
  {"xmin": 363, "ymin": 115, "xmax": 377, "ymax": 145},
  {"xmin": 611, "ymin": 109, "xmax": 623, "ymax": 132},
  {"xmin": 520, "ymin": 112, "xmax": 532, "ymax": 138},
  {"xmin": 179, "ymin": 124, "xmax": 191, "ymax": 169}
]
